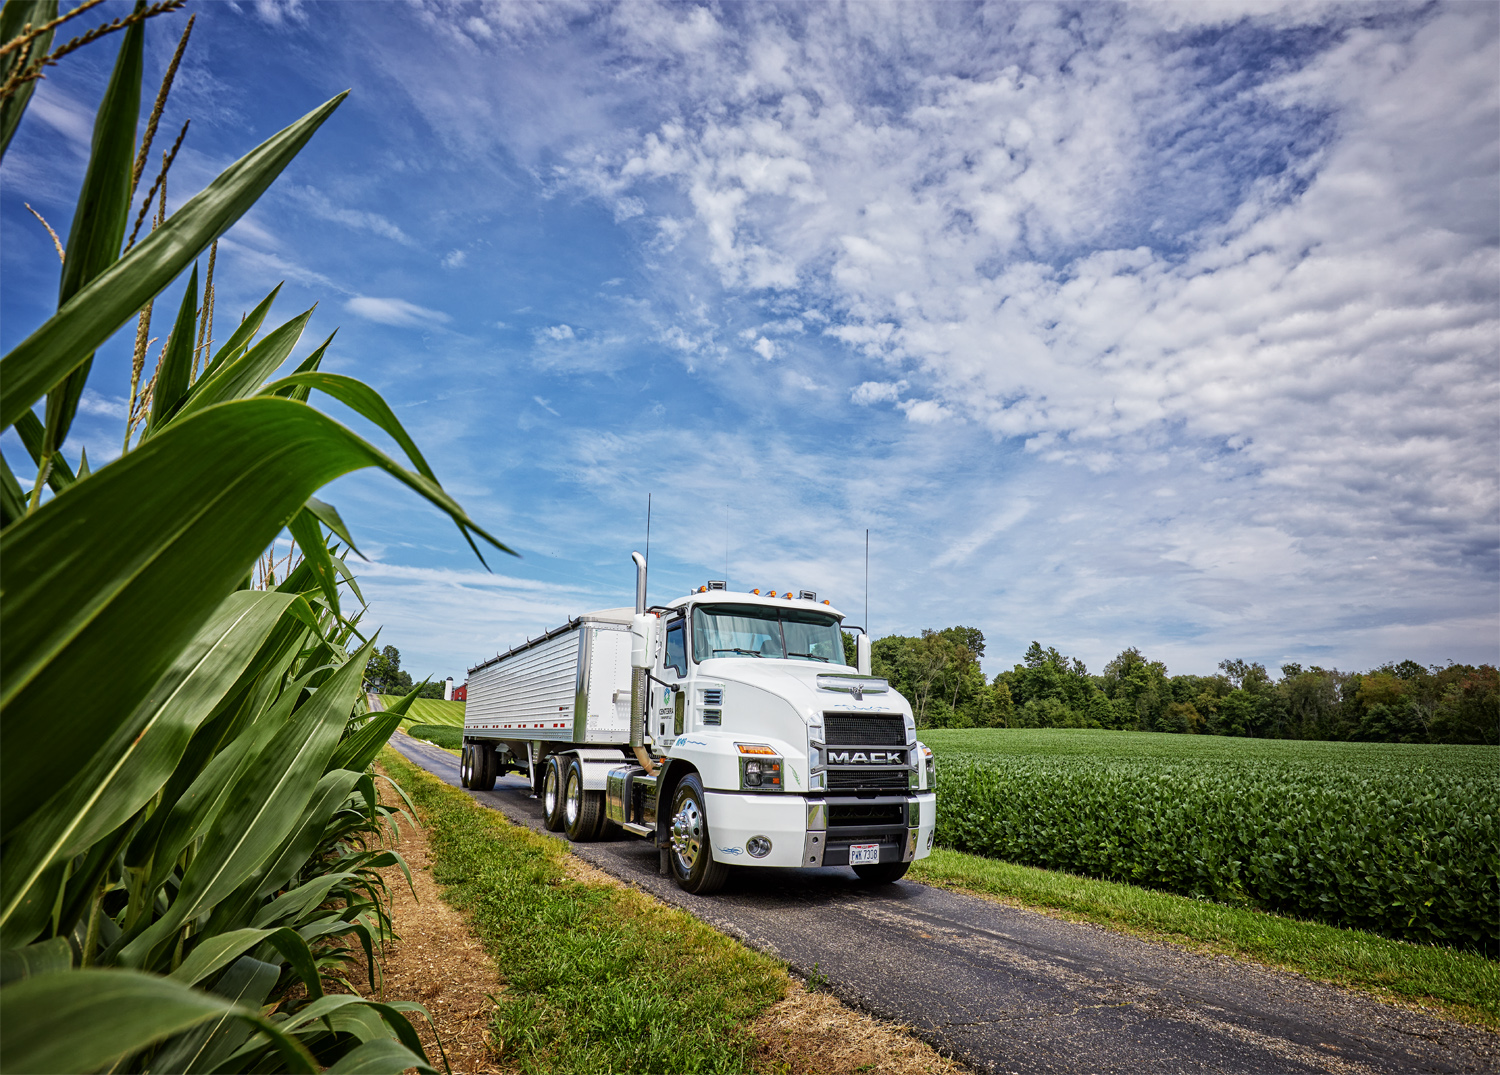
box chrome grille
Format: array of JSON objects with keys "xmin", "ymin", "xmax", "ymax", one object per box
[
  {"xmin": 823, "ymin": 713, "xmax": 905, "ymax": 746},
  {"xmin": 827, "ymin": 770, "xmax": 908, "ymax": 790}
]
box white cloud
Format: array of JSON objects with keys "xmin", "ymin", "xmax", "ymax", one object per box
[
  {"xmin": 442, "ymin": 249, "xmax": 467, "ymax": 268},
  {"xmin": 284, "ymin": 185, "xmax": 415, "ymax": 246},
  {"xmin": 347, "ymin": 2, "xmax": 1499, "ymax": 668},
  {"xmin": 345, "ymin": 296, "xmax": 451, "ymax": 328},
  {"xmin": 850, "ymin": 380, "xmax": 905, "ymax": 406},
  {"xmin": 539, "ymin": 323, "xmax": 575, "ymax": 341},
  {"xmin": 752, "ymin": 336, "xmax": 777, "ymax": 360}
]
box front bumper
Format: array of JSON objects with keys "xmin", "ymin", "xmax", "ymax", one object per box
[{"xmin": 704, "ymin": 791, "xmax": 937, "ymax": 869}]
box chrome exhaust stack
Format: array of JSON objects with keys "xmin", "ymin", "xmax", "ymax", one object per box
[{"xmin": 629, "ymin": 552, "xmax": 656, "ymax": 774}]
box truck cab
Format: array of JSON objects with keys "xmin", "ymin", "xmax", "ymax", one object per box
[{"xmin": 615, "ymin": 584, "xmax": 938, "ymax": 893}]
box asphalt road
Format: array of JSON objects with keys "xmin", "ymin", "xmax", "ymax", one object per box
[{"xmin": 389, "ymin": 733, "xmax": 1498, "ymax": 1074}]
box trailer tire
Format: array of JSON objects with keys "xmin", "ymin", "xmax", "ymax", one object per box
[
  {"xmin": 471, "ymin": 743, "xmax": 497, "ymax": 792},
  {"xmin": 541, "ymin": 756, "xmax": 567, "ymax": 831},
  {"xmin": 852, "ymin": 861, "xmax": 910, "ymax": 884},
  {"xmin": 563, "ymin": 758, "xmax": 605, "ymax": 841},
  {"xmin": 667, "ymin": 774, "xmax": 729, "ymax": 894},
  {"xmin": 459, "ymin": 744, "xmax": 474, "ymax": 788}
]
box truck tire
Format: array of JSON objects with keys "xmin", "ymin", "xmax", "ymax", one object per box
[
  {"xmin": 563, "ymin": 758, "xmax": 605, "ymax": 841},
  {"xmin": 667, "ymin": 774, "xmax": 729, "ymax": 894},
  {"xmin": 852, "ymin": 861, "xmax": 910, "ymax": 884},
  {"xmin": 471, "ymin": 743, "xmax": 496, "ymax": 792},
  {"xmin": 541, "ymin": 755, "xmax": 567, "ymax": 831},
  {"xmin": 459, "ymin": 744, "xmax": 474, "ymax": 789}
]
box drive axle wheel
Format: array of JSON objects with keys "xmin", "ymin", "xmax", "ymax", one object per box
[
  {"xmin": 541, "ymin": 755, "xmax": 567, "ymax": 831},
  {"xmin": 563, "ymin": 757, "xmax": 605, "ymax": 841},
  {"xmin": 459, "ymin": 744, "xmax": 474, "ymax": 788},
  {"xmin": 668, "ymin": 774, "xmax": 729, "ymax": 894}
]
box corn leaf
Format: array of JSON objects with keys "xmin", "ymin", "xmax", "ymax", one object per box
[
  {"xmin": 43, "ymin": 9, "xmax": 144, "ymax": 458},
  {"xmin": 172, "ymin": 305, "xmax": 313, "ymax": 424},
  {"xmin": 199, "ymin": 283, "xmax": 281, "ymax": 381},
  {"xmin": 0, "ymin": 592, "xmax": 298, "ymax": 941},
  {"xmin": 146, "ymin": 262, "xmax": 199, "ymax": 432},
  {"xmin": 287, "ymin": 506, "xmax": 341, "ymax": 614},
  {"xmin": 1, "ymin": 397, "xmax": 504, "ymax": 832},
  {"xmin": 306, "ymin": 495, "xmax": 363, "ymax": 558},
  {"xmin": 119, "ymin": 639, "xmax": 372, "ymax": 966},
  {"xmin": 324, "ymin": 1037, "xmax": 437, "ymax": 1074},
  {"xmin": 0, "ymin": 967, "xmax": 317, "ymax": 1074},
  {"xmin": 14, "ymin": 408, "xmax": 76, "ymax": 491},
  {"xmin": 0, "ymin": 1, "xmax": 59, "ymax": 162},
  {"xmin": 0, "ymin": 936, "xmax": 72, "ymax": 985},
  {"xmin": 0, "ymin": 93, "xmax": 346, "ymax": 432}
]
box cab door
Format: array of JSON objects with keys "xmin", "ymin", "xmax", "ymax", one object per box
[{"xmin": 654, "ymin": 615, "xmax": 688, "ymax": 741}]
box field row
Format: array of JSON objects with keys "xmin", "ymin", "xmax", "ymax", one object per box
[{"xmin": 927, "ymin": 732, "xmax": 1497, "ymax": 952}]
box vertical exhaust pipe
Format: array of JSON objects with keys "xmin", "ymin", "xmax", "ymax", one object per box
[{"xmin": 629, "ymin": 552, "xmax": 656, "ymax": 774}]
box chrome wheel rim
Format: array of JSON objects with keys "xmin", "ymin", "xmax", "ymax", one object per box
[
  {"xmin": 565, "ymin": 772, "xmax": 581, "ymax": 827},
  {"xmin": 670, "ymin": 796, "xmax": 705, "ymax": 873},
  {"xmin": 543, "ymin": 766, "xmax": 559, "ymax": 817},
  {"xmin": 460, "ymin": 747, "xmax": 472, "ymax": 786}
]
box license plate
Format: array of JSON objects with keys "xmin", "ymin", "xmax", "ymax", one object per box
[{"xmin": 849, "ymin": 843, "xmax": 880, "ymax": 865}]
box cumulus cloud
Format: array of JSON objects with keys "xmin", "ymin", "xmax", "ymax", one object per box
[
  {"xmin": 539, "ymin": 323, "xmax": 575, "ymax": 341},
  {"xmin": 442, "ymin": 249, "xmax": 467, "ymax": 268},
  {"xmin": 352, "ymin": 1, "xmax": 1499, "ymax": 666},
  {"xmin": 345, "ymin": 296, "xmax": 451, "ymax": 327}
]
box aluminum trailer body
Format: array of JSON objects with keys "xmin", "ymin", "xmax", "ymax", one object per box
[{"xmin": 459, "ymin": 561, "xmax": 936, "ymax": 895}]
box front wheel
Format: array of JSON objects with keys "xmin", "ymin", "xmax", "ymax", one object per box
[
  {"xmin": 668, "ymin": 775, "xmax": 729, "ymax": 895},
  {"xmin": 852, "ymin": 861, "xmax": 910, "ymax": 884}
]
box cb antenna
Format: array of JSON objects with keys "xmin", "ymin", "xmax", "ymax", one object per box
[
  {"xmin": 645, "ymin": 493, "xmax": 652, "ymax": 601},
  {"xmin": 865, "ymin": 528, "xmax": 869, "ymax": 637}
]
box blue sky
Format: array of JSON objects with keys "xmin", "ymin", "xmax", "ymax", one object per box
[{"xmin": 4, "ymin": 0, "xmax": 1497, "ymax": 683}]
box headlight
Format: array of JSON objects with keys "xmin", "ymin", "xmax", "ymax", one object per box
[{"xmin": 737, "ymin": 743, "xmax": 783, "ymax": 791}]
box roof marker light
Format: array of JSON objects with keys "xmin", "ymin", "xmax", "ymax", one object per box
[{"xmin": 752, "ymin": 588, "xmax": 761, "ymax": 595}]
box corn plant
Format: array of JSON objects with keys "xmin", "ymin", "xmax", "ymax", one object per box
[{"xmin": 0, "ymin": 3, "xmax": 511, "ymax": 1070}]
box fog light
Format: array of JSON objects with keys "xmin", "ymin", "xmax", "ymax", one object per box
[{"xmin": 746, "ymin": 835, "xmax": 772, "ymax": 858}]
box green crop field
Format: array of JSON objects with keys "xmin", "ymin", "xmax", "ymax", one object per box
[
  {"xmin": 379, "ymin": 695, "xmax": 466, "ymax": 727},
  {"xmin": 923, "ymin": 729, "xmax": 1498, "ymax": 953}
]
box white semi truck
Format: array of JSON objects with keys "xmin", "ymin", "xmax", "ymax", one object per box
[{"xmin": 458, "ymin": 553, "xmax": 937, "ymax": 893}]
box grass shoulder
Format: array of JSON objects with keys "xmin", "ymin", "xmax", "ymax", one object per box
[
  {"xmin": 380, "ymin": 747, "xmax": 786, "ymax": 1072},
  {"xmin": 909, "ymin": 847, "xmax": 1498, "ymax": 1029}
]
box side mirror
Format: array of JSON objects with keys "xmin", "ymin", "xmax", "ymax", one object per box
[
  {"xmin": 857, "ymin": 634, "xmax": 872, "ymax": 676},
  {"xmin": 631, "ymin": 614, "xmax": 658, "ymax": 670}
]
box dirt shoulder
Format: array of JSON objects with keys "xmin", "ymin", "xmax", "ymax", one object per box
[{"xmin": 368, "ymin": 755, "xmax": 965, "ymax": 1075}]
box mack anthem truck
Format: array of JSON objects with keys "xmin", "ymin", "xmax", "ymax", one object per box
[{"xmin": 457, "ymin": 553, "xmax": 937, "ymax": 894}]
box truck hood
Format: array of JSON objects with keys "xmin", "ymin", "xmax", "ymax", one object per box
[{"xmin": 695, "ymin": 658, "xmax": 914, "ymax": 724}]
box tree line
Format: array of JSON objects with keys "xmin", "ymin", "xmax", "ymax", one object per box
[
  {"xmin": 362, "ymin": 644, "xmax": 447, "ymax": 698},
  {"xmin": 848, "ymin": 629, "xmax": 1498, "ymax": 745}
]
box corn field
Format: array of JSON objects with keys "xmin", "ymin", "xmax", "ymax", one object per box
[
  {"xmin": 930, "ymin": 732, "xmax": 1499, "ymax": 953},
  {"xmin": 0, "ymin": 2, "xmax": 508, "ymax": 1071}
]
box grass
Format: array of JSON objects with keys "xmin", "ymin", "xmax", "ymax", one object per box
[
  {"xmin": 909, "ymin": 847, "xmax": 1499, "ymax": 1028},
  {"xmin": 380, "ymin": 748, "xmax": 789, "ymax": 1073},
  {"xmin": 406, "ymin": 723, "xmax": 461, "ymax": 750},
  {"xmin": 379, "ymin": 695, "xmax": 465, "ymax": 727}
]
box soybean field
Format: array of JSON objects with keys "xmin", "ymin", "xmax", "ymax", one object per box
[{"xmin": 925, "ymin": 729, "xmax": 1499, "ymax": 953}]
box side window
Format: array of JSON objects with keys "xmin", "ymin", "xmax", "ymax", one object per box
[{"xmin": 664, "ymin": 620, "xmax": 687, "ymax": 677}]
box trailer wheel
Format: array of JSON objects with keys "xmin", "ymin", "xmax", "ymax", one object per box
[
  {"xmin": 852, "ymin": 861, "xmax": 910, "ymax": 884},
  {"xmin": 563, "ymin": 758, "xmax": 605, "ymax": 841},
  {"xmin": 667, "ymin": 774, "xmax": 729, "ymax": 894},
  {"xmin": 459, "ymin": 744, "xmax": 474, "ymax": 789},
  {"xmin": 541, "ymin": 756, "xmax": 567, "ymax": 831},
  {"xmin": 471, "ymin": 743, "xmax": 497, "ymax": 792}
]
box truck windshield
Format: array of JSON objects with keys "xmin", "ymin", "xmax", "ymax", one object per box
[{"xmin": 692, "ymin": 604, "xmax": 847, "ymax": 664}]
